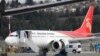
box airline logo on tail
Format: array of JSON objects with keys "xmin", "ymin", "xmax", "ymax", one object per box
[
  {"xmin": 75, "ymin": 5, "xmax": 94, "ymax": 34},
  {"xmin": 59, "ymin": 5, "xmax": 95, "ymax": 37},
  {"xmin": 86, "ymin": 18, "xmax": 91, "ymax": 33}
]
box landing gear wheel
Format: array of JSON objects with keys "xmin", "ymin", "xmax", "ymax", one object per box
[
  {"xmin": 56, "ymin": 49, "xmax": 68, "ymax": 56},
  {"xmin": 72, "ymin": 49, "xmax": 77, "ymax": 53},
  {"xmin": 39, "ymin": 48, "xmax": 48, "ymax": 56},
  {"xmin": 77, "ymin": 51, "xmax": 81, "ymax": 53}
]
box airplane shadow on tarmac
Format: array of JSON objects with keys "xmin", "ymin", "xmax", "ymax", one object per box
[
  {"xmin": 39, "ymin": 49, "xmax": 68, "ymax": 56},
  {"xmin": 55, "ymin": 49, "xmax": 68, "ymax": 56}
]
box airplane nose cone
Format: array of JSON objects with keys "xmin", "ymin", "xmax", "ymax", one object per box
[
  {"xmin": 5, "ymin": 37, "xmax": 10, "ymax": 44},
  {"xmin": 5, "ymin": 37, "xmax": 13, "ymax": 45},
  {"xmin": 5, "ymin": 37, "xmax": 19, "ymax": 45}
]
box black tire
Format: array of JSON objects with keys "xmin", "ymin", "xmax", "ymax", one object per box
[
  {"xmin": 77, "ymin": 51, "xmax": 81, "ymax": 53},
  {"xmin": 72, "ymin": 49, "xmax": 77, "ymax": 53}
]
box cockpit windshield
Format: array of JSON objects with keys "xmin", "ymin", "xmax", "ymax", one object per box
[{"xmin": 9, "ymin": 35, "xmax": 18, "ymax": 37}]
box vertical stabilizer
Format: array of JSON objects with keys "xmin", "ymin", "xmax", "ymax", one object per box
[{"xmin": 75, "ymin": 5, "xmax": 94, "ymax": 34}]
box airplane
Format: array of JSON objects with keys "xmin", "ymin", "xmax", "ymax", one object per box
[{"xmin": 5, "ymin": 4, "xmax": 97, "ymax": 53}]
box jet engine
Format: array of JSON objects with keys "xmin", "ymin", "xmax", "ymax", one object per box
[{"xmin": 50, "ymin": 39, "xmax": 69, "ymax": 51}]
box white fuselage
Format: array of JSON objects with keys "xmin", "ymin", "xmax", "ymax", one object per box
[
  {"xmin": 29, "ymin": 30, "xmax": 73, "ymax": 47},
  {"xmin": 5, "ymin": 30, "xmax": 73, "ymax": 47}
]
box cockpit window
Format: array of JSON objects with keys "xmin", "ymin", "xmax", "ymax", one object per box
[
  {"xmin": 9, "ymin": 35, "xmax": 18, "ymax": 37},
  {"xmin": 9, "ymin": 35, "xmax": 14, "ymax": 36}
]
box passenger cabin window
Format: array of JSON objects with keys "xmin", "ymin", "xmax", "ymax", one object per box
[{"xmin": 69, "ymin": 45, "xmax": 73, "ymax": 48}]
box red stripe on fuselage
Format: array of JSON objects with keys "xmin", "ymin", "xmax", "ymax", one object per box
[{"xmin": 58, "ymin": 31, "xmax": 91, "ymax": 38}]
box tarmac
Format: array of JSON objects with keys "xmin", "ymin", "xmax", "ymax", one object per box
[
  {"xmin": 7, "ymin": 52, "xmax": 100, "ymax": 56},
  {"xmin": 0, "ymin": 39, "xmax": 100, "ymax": 56}
]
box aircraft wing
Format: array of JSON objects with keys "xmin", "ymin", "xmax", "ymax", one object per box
[
  {"xmin": 90, "ymin": 33, "xmax": 100, "ymax": 37},
  {"xmin": 69, "ymin": 34, "xmax": 100, "ymax": 43}
]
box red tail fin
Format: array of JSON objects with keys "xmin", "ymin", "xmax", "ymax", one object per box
[{"xmin": 75, "ymin": 5, "xmax": 94, "ymax": 34}]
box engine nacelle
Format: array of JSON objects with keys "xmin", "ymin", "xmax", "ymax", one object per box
[{"xmin": 50, "ymin": 40, "xmax": 68, "ymax": 51}]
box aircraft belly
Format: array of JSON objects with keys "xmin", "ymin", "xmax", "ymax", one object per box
[
  {"xmin": 31, "ymin": 37, "xmax": 52, "ymax": 47},
  {"xmin": 31, "ymin": 37, "xmax": 71, "ymax": 48}
]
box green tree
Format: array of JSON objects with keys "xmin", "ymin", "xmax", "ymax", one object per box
[
  {"xmin": 94, "ymin": 6, "xmax": 100, "ymax": 15},
  {"xmin": 75, "ymin": 7, "xmax": 80, "ymax": 16},
  {"xmin": 81, "ymin": 6, "xmax": 88, "ymax": 16},
  {"xmin": 1, "ymin": 0, "xmax": 6, "ymax": 9},
  {"xmin": 62, "ymin": 18, "xmax": 72, "ymax": 30},
  {"xmin": 10, "ymin": 0, "xmax": 20, "ymax": 8},
  {"xmin": 25, "ymin": 0, "xmax": 34, "ymax": 5},
  {"xmin": 0, "ymin": 0, "xmax": 6, "ymax": 38}
]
